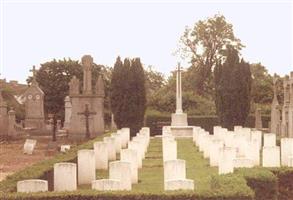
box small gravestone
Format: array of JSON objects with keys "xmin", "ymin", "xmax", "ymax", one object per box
[
  {"xmin": 120, "ymin": 149, "xmax": 138, "ymax": 184},
  {"xmin": 54, "ymin": 162, "xmax": 77, "ymax": 191},
  {"xmin": 262, "ymin": 146, "xmax": 280, "ymax": 167},
  {"xmin": 60, "ymin": 145, "xmax": 71, "ymax": 153},
  {"xmin": 92, "ymin": 179, "xmax": 121, "ymax": 191},
  {"xmin": 77, "ymin": 149, "xmax": 95, "ymax": 185},
  {"xmin": 17, "ymin": 179, "xmax": 48, "ymax": 193},
  {"xmin": 93, "ymin": 141, "xmax": 108, "ymax": 169},
  {"xmin": 23, "ymin": 139, "xmax": 37, "ymax": 154},
  {"xmin": 128, "ymin": 141, "xmax": 142, "ymax": 168},
  {"xmin": 263, "ymin": 133, "xmax": 276, "ymax": 147},
  {"xmin": 103, "ymin": 137, "xmax": 116, "ymax": 161},
  {"xmin": 46, "ymin": 141, "xmax": 58, "ymax": 156},
  {"xmin": 109, "ymin": 161, "xmax": 132, "ymax": 191},
  {"xmin": 218, "ymin": 147, "xmax": 236, "ymax": 174}
]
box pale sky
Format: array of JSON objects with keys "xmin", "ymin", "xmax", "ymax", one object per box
[{"xmin": 0, "ymin": 0, "xmax": 292, "ymax": 84}]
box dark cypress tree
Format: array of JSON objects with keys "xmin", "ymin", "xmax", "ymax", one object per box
[
  {"xmin": 214, "ymin": 46, "xmax": 252, "ymax": 130},
  {"xmin": 110, "ymin": 57, "xmax": 146, "ymax": 136},
  {"xmin": 110, "ymin": 56, "xmax": 125, "ymax": 128}
]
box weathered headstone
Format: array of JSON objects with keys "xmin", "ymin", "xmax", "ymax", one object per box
[
  {"xmin": 262, "ymin": 146, "xmax": 280, "ymax": 167},
  {"xmin": 60, "ymin": 145, "xmax": 70, "ymax": 152},
  {"xmin": 17, "ymin": 179, "xmax": 48, "ymax": 193},
  {"xmin": 103, "ymin": 137, "xmax": 116, "ymax": 161},
  {"xmin": 54, "ymin": 162, "xmax": 77, "ymax": 191},
  {"xmin": 92, "ymin": 179, "xmax": 121, "ymax": 191},
  {"xmin": 23, "ymin": 139, "xmax": 37, "ymax": 154},
  {"xmin": 77, "ymin": 149, "xmax": 95, "ymax": 185},
  {"xmin": 218, "ymin": 147, "xmax": 236, "ymax": 174},
  {"xmin": 264, "ymin": 133, "xmax": 276, "ymax": 147},
  {"xmin": 109, "ymin": 161, "xmax": 132, "ymax": 191},
  {"xmin": 120, "ymin": 149, "xmax": 138, "ymax": 184},
  {"xmin": 93, "ymin": 141, "xmax": 108, "ymax": 169}
]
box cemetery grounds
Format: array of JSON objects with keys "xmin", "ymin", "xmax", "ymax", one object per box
[{"xmin": 0, "ymin": 132, "xmax": 292, "ymax": 199}]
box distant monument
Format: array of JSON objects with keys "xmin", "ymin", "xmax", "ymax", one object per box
[
  {"xmin": 270, "ymin": 75, "xmax": 281, "ymax": 135},
  {"xmin": 255, "ymin": 107, "xmax": 262, "ymax": 130},
  {"xmin": 22, "ymin": 66, "xmax": 45, "ymax": 130},
  {"xmin": 68, "ymin": 55, "xmax": 105, "ymax": 139},
  {"xmin": 281, "ymin": 72, "xmax": 293, "ymax": 138},
  {"xmin": 0, "ymin": 89, "xmax": 8, "ymax": 136},
  {"xmin": 169, "ymin": 63, "xmax": 193, "ymax": 137}
]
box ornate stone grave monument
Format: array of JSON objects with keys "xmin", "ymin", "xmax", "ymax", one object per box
[
  {"xmin": 22, "ymin": 66, "xmax": 45, "ymax": 130},
  {"xmin": 68, "ymin": 55, "xmax": 105, "ymax": 139}
]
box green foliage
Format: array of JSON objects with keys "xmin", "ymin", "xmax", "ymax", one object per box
[
  {"xmin": 1, "ymin": 88, "xmax": 25, "ymax": 122},
  {"xmin": 110, "ymin": 57, "xmax": 146, "ymax": 136},
  {"xmin": 214, "ymin": 46, "xmax": 252, "ymax": 130},
  {"xmin": 269, "ymin": 167, "xmax": 293, "ymax": 200},
  {"xmin": 236, "ymin": 168, "xmax": 278, "ymax": 200},
  {"xmin": 179, "ymin": 14, "xmax": 244, "ymax": 94}
]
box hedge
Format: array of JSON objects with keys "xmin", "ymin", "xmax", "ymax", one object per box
[
  {"xmin": 2, "ymin": 190, "xmax": 254, "ymax": 200},
  {"xmin": 269, "ymin": 167, "xmax": 293, "ymax": 200},
  {"xmin": 146, "ymin": 114, "xmax": 270, "ymax": 135},
  {"xmin": 236, "ymin": 168, "xmax": 278, "ymax": 200}
]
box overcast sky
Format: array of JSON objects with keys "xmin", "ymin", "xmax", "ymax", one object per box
[{"xmin": 0, "ymin": 0, "xmax": 292, "ymax": 84}]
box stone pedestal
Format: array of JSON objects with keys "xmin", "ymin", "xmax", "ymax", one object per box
[{"xmin": 171, "ymin": 113, "xmax": 188, "ymax": 126}]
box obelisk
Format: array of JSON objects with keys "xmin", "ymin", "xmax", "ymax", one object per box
[
  {"xmin": 171, "ymin": 63, "xmax": 188, "ymax": 126},
  {"xmin": 270, "ymin": 75, "xmax": 281, "ymax": 135}
]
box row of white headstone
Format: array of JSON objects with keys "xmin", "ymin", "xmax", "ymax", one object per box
[
  {"xmin": 193, "ymin": 126, "xmax": 293, "ymax": 175},
  {"xmin": 162, "ymin": 134, "xmax": 194, "ymax": 191},
  {"xmin": 17, "ymin": 127, "xmax": 151, "ymax": 193}
]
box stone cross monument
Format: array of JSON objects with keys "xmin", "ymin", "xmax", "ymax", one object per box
[
  {"xmin": 78, "ymin": 104, "xmax": 97, "ymax": 138},
  {"xmin": 68, "ymin": 55, "xmax": 105, "ymax": 139},
  {"xmin": 171, "ymin": 63, "xmax": 188, "ymax": 126}
]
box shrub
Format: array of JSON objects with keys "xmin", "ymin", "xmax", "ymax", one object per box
[
  {"xmin": 269, "ymin": 167, "xmax": 293, "ymax": 200},
  {"xmin": 236, "ymin": 168, "xmax": 278, "ymax": 200}
]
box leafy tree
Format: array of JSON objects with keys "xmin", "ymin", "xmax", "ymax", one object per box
[
  {"xmin": 250, "ymin": 63, "xmax": 273, "ymax": 104},
  {"xmin": 179, "ymin": 14, "xmax": 244, "ymax": 94},
  {"xmin": 110, "ymin": 57, "xmax": 146, "ymax": 136},
  {"xmin": 144, "ymin": 65, "xmax": 166, "ymax": 100},
  {"xmin": 214, "ymin": 46, "xmax": 252, "ymax": 130}
]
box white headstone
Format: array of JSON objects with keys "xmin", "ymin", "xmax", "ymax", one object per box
[
  {"xmin": 128, "ymin": 141, "xmax": 142, "ymax": 168},
  {"xmin": 245, "ymin": 139, "xmax": 260, "ymax": 166},
  {"xmin": 109, "ymin": 161, "xmax": 132, "ymax": 191},
  {"xmin": 23, "ymin": 139, "xmax": 37, "ymax": 155},
  {"xmin": 94, "ymin": 141, "xmax": 108, "ymax": 169},
  {"xmin": 233, "ymin": 158, "xmax": 254, "ymax": 168},
  {"xmin": 54, "ymin": 162, "xmax": 77, "ymax": 191},
  {"xmin": 289, "ymin": 156, "xmax": 293, "ymax": 167},
  {"xmin": 165, "ymin": 179, "xmax": 194, "ymax": 191},
  {"xmin": 120, "ymin": 149, "xmax": 138, "ymax": 184},
  {"xmin": 251, "ymin": 130, "xmax": 262, "ymax": 150},
  {"xmin": 17, "ymin": 179, "xmax": 48, "ymax": 193},
  {"xmin": 162, "ymin": 139, "xmax": 177, "ymax": 162},
  {"xmin": 263, "ymin": 133, "xmax": 276, "ymax": 147},
  {"xmin": 262, "ymin": 146, "xmax": 280, "ymax": 167},
  {"xmin": 60, "ymin": 145, "xmax": 71, "ymax": 153},
  {"xmin": 111, "ymin": 133, "xmax": 122, "ymax": 154},
  {"xmin": 77, "ymin": 149, "xmax": 96, "ymax": 185},
  {"xmin": 92, "ymin": 179, "xmax": 121, "ymax": 191},
  {"xmin": 281, "ymin": 138, "xmax": 293, "ymax": 166},
  {"xmin": 164, "ymin": 159, "xmax": 186, "ymax": 181},
  {"xmin": 103, "ymin": 137, "xmax": 116, "ymax": 161},
  {"xmin": 209, "ymin": 139, "xmax": 224, "ymax": 166},
  {"xmin": 218, "ymin": 147, "xmax": 236, "ymax": 174}
]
